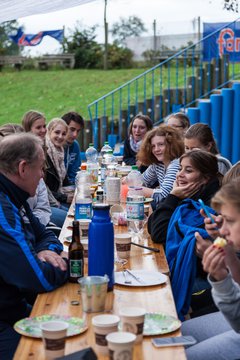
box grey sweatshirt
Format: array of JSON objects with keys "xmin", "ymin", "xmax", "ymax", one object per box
[{"xmin": 209, "ymin": 273, "xmax": 240, "ymax": 333}]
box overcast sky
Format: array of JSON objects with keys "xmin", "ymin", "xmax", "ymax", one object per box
[{"xmin": 18, "ymin": 0, "xmax": 239, "ymax": 56}]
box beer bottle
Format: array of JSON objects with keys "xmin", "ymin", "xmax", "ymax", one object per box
[{"xmin": 69, "ymin": 220, "xmax": 84, "ymax": 283}]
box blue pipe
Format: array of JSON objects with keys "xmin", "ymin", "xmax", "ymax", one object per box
[
  {"xmin": 221, "ymin": 88, "xmax": 234, "ymax": 160},
  {"xmin": 199, "ymin": 100, "xmax": 211, "ymax": 125},
  {"xmin": 187, "ymin": 107, "xmax": 200, "ymax": 124},
  {"xmin": 232, "ymin": 83, "xmax": 240, "ymax": 164},
  {"xmin": 210, "ymin": 94, "xmax": 223, "ymax": 150}
]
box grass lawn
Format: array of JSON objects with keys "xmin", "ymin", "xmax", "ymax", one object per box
[{"xmin": 0, "ymin": 68, "xmax": 147, "ymax": 125}]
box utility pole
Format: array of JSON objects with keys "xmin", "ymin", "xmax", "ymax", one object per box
[
  {"xmin": 197, "ymin": 16, "xmax": 201, "ymax": 54},
  {"xmin": 153, "ymin": 19, "xmax": 157, "ymax": 64},
  {"xmin": 104, "ymin": 0, "xmax": 108, "ymax": 70}
]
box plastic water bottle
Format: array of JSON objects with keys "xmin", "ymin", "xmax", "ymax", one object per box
[
  {"xmin": 86, "ymin": 143, "xmax": 98, "ymax": 162},
  {"xmin": 126, "ymin": 186, "xmax": 145, "ymax": 236},
  {"xmin": 88, "ymin": 204, "xmax": 114, "ymax": 291},
  {"xmin": 101, "ymin": 150, "xmax": 116, "ymax": 184},
  {"xmin": 75, "ymin": 164, "xmax": 92, "ymax": 220},
  {"xmin": 85, "ymin": 143, "xmax": 98, "ymax": 185},
  {"xmin": 100, "ymin": 141, "xmax": 112, "ymax": 158},
  {"xmin": 126, "ymin": 165, "xmax": 143, "ymax": 187}
]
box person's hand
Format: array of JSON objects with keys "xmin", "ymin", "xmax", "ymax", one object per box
[
  {"xmin": 195, "ymin": 231, "xmax": 212, "ymax": 258},
  {"xmin": 60, "ymin": 250, "xmax": 68, "ymax": 259},
  {"xmin": 136, "ymin": 160, "xmax": 142, "ymax": 168},
  {"xmin": 37, "ymin": 250, "xmax": 67, "ymax": 271},
  {"xmin": 200, "ymin": 209, "xmax": 222, "ymax": 240},
  {"xmin": 67, "ymin": 193, "xmax": 74, "ymax": 204},
  {"xmin": 170, "ymin": 181, "xmax": 201, "ymax": 199},
  {"xmin": 121, "ymin": 176, "xmax": 127, "ymax": 185},
  {"xmin": 202, "ymin": 244, "xmax": 228, "ymax": 281},
  {"xmin": 142, "ymin": 186, "xmax": 154, "ymax": 198}
]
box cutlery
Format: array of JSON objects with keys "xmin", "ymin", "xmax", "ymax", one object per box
[
  {"xmin": 125, "ymin": 269, "xmax": 146, "ymax": 284},
  {"xmin": 122, "ymin": 270, "xmax": 132, "ymax": 284},
  {"xmin": 131, "ymin": 242, "xmax": 160, "ymax": 253}
]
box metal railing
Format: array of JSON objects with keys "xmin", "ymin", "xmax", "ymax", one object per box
[{"xmin": 88, "ymin": 18, "xmax": 240, "ymax": 149}]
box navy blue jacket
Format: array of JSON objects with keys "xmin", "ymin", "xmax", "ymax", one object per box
[{"xmin": 0, "ymin": 174, "xmax": 68, "ymax": 325}]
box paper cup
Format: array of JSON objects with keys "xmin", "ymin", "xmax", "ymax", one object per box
[
  {"xmin": 105, "ymin": 177, "xmax": 121, "ymax": 205},
  {"xmin": 92, "ymin": 314, "xmax": 120, "ymax": 355},
  {"xmin": 114, "ymin": 233, "xmax": 131, "ymax": 259},
  {"xmin": 79, "ymin": 219, "xmax": 91, "ymax": 239},
  {"xmin": 40, "ymin": 320, "xmax": 68, "ymax": 359},
  {"xmin": 106, "ymin": 331, "xmax": 136, "ymax": 360},
  {"xmin": 119, "ymin": 307, "xmax": 146, "ymax": 343}
]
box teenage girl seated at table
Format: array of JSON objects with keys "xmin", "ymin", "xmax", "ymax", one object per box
[
  {"xmin": 45, "ymin": 118, "xmax": 74, "ymax": 209},
  {"xmin": 148, "ymin": 150, "xmax": 222, "ymax": 319},
  {"xmin": 184, "ymin": 123, "xmax": 232, "ymax": 175},
  {"xmin": 135, "ymin": 125, "xmax": 185, "ymax": 207},
  {"xmin": 123, "ymin": 114, "xmax": 153, "ymax": 173},
  {"xmin": 22, "ymin": 110, "xmax": 68, "ymax": 227},
  {"xmin": 166, "ymin": 111, "xmax": 190, "ymax": 137}
]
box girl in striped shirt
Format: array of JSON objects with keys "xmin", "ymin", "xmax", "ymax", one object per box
[{"xmin": 137, "ymin": 125, "xmax": 184, "ymax": 206}]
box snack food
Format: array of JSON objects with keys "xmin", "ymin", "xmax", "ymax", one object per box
[{"xmin": 214, "ymin": 237, "xmax": 227, "ymax": 248}]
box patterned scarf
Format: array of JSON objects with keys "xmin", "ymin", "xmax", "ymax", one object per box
[
  {"xmin": 46, "ymin": 135, "xmax": 66, "ymax": 192},
  {"xmin": 129, "ymin": 135, "xmax": 142, "ymax": 153}
]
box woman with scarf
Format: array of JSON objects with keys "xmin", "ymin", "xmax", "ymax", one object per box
[
  {"xmin": 123, "ymin": 114, "xmax": 153, "ymax": 173},
  {"xmin": 45, "ymin": 118, "xmax": 73, "ymax": 208}
]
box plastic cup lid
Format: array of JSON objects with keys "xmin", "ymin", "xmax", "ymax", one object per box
[{"xmin": 92, "ymin": 314, "xmax": 120, "ymax": 327}]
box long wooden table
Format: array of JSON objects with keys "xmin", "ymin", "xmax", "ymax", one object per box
[{"xmin": 14, "ymin": 210, "xmax": 186, "ymax": 360}]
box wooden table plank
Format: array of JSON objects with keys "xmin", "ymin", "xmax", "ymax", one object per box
[{"xmin": 14, "ymin": 209, "xmax": 186, "ymax": 360}]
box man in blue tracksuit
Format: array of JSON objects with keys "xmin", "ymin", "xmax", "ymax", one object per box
[
  {"xmin": 0, "ymin": 133, "xmax": 69, "ymax": 360},
  {"xmin": 62, "ymin": 111, "xmax": 84, "ymax": 185}
]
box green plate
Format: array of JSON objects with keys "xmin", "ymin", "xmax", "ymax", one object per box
[
  {"xmin": 14, "ymin": 314, "xmax": 88, "ymax": 338},
  {"xmin": 143, "ymin": 313, "xmax": 181, "ymax": 336}
]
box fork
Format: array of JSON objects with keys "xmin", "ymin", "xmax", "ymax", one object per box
[{"xmin": 122, "ymin": 270, "xmax": 132, "ymax": 284}]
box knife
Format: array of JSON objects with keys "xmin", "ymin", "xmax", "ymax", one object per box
[
  {"xmin": 131, "ymin": 242, "xmax": 160, "ymax": 253},
  {"xmin": 125, "ymin": 269, "xmax": 146, "ymax": 284}
]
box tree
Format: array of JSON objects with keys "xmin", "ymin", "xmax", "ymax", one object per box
[
  {"xmin": 111, "ymin": 16, "xmax": 147, "ymax": 46},
  {"xmin": 0, "ymin": 20, "xmax": 20, "ymax": 55},
  {"xmin": 107, "ymin": 43, "xmax": 134, "ymax": 69},
  {"xmin": 223, "ymin": 0, "xmax": 239, "ymax": 12},
  {"xmin": 63, "ymin": 23, "xmax": 103, "ymax": 68}
]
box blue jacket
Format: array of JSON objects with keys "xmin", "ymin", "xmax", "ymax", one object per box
[
  {"xmin": 166, "ymin": 199, "xmax": 216, "ymax": 320},
  {"xmin": 0, "ymin": 174, "xmax": 68, "ymax": 325},
  {"xmin": 64, "ymin": 140, "xmax": 81, "ymax": 184}
]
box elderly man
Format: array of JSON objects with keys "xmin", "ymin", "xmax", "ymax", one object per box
[
  {"xmin": 0, "ymin": 133, "xmax": 68, "ymax": 360},
  {"xmin": 62, "ymin": 111, "xmax": 84, "ymax": 184}
]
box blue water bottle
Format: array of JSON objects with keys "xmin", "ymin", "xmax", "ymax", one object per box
[{"xmin": 88, "ymin": 203, "xmax": 114, "ymax": 291}]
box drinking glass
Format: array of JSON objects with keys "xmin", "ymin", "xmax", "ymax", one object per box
[{"xmin": 127, "ymin": 215, "xmax": 148, "ymax": 243}]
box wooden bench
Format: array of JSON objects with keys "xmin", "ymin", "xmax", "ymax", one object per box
[
  {"xmin": 0, "ymin": 55, "xmax": 26, "ymax": 71},
  {"xmin": 37, "ymin": 54, "xmax": 75, "ymax": 70}
]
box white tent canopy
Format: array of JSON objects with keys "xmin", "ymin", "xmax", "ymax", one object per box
[{"xmin": 0, "ymin": 0, "xmax": 96, "ymax": 23}]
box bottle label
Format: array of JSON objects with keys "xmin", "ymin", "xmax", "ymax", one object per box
[
  {"xmin": 75, "ymin": 203, "xmax": 92, "ymax": 219},
  {"xmin": 87, "ymin": 168, "xmax": 98, "ymax": 184},
  {"xmin": 100, "ymin": 166, "xmax": 106, "ymax": 182},
  {"xmin": 126, "ymin": 201, "xmax": 144, "ymax": 220},
  {"xmin": 70, "ymin": 259, "xmax": 83, "ymax": 277}
]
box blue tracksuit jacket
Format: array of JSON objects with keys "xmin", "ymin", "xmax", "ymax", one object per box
[{"xmin": 0, "ymin": 173, "xmax": 68, "ymax": 324}]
